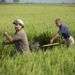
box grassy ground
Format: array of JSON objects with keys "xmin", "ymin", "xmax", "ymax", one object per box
[{"xmin": 0, "ymin": 4, "xmax": 75, "ymax": 75}]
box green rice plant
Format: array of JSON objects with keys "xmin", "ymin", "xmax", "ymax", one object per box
[{"xmin": 0, "ymin": 4, "xmax": 75, "ymax": 75}]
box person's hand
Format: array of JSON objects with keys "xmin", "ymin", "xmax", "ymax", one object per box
[
  {"xmin": 4, "ymin": 32, "xmax": 8, "ymax": 36},
  {"xmin": 50, "ymin": 39, "xmax": 54, "ymax": 44}
]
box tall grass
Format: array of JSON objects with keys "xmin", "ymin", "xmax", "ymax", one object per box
[
  {"xmin": 0, "ymin": 4, "xmax": 75, "ymax": 75},
  {"xmin": 0, "ymin": 47, "xmax": 75, "ymax": 75}
]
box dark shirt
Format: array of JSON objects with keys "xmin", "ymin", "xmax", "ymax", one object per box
[
  {"xmin": 58, "ymin": 24, "xmax": 70, "ymax": 40},
  {"xmin": 13, "ymin": 29, "xmax": 29, "ymax": 52}
]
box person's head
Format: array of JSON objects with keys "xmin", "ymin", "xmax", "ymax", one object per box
[
  {"xmin": 55, "ymin": 18, "xmax": 62, "ymax": 27},
  {"xmin": 13, "ymin": 19, "xmax": 24, "ymax": 31}
]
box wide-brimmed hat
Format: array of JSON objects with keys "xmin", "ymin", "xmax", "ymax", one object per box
[{"xmin": 13, "ymin": 19, "xmax": 24, "ymax": 28}]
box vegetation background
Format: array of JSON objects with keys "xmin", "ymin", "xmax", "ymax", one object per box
[{"xmin": 0, "ymin": 4, "xmax": 75, "ymax": 75}]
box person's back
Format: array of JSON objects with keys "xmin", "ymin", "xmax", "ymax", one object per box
[{"xmin": 58, "ymin": 23, "xmax": 70, "ymax": 40}]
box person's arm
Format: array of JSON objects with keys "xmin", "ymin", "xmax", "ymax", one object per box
[
  {"xmin": 3, "ymin": 40, "xmax": 13, "ymax": 45},
  {"xmin": 50, "ymin": 33, "xmax": 59, "ymax": 43},
  {"xmin": 4, "ymin": 32, "xmax": 21, "ymax": 45},
  {"xmin": 4, "ymin": 32, "xmax": 13, "ymax": 43}
]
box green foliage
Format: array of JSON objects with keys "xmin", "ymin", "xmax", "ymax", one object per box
[{"xmin": 0, "ymin": 47, "xmax": 75, "ymax": 75}]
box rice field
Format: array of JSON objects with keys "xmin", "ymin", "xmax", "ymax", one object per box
[{"xmin": 0, "ymin": 4, "xmax": 75, "ymax": 75}]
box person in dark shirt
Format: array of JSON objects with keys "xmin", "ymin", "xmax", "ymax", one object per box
[
  {"xmin": 4, "ymin": 19, "xmax": 30, "ymax": 53},
  {"xmin": 50, "ymin": 18, "xmax": 74, "ymax": 46}
]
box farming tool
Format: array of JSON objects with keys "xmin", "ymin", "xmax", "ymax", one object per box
[{"xmin": 41, "ymin": 43, "xmax": 60, "ymax": 48}]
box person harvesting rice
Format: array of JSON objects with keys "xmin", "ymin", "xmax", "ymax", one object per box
[
  {"xmin": 4, "ymin": 19, "xmax": 30, "ymax": 53},
  {"xmin": 50, "ymin": 18, "xmax": 74, "ymax": 47}
]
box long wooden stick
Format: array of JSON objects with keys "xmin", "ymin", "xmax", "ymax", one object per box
[{"xmin": 42, "ymin": 43, "xmax": 60, "ymax": 47}]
